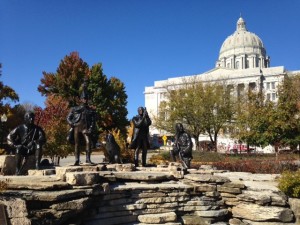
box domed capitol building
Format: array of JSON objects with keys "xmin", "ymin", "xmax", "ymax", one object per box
[{"xmin": 144, "ymin": 17, "xmax": 300, "ymax": 151}]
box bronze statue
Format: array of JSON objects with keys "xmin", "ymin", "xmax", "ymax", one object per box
[
  {"xmin": 67, "ymin": 80, "xmax": 97, "ymax": 166},
  {"xmin": 130, "ymin": 107, "xmax": 152, "ymax": 167},
  {"xmin": 170, "ymin": 123, "xmax": 193, "ymax": 169},
  {"xmin": 7, "ymin": 111, "xmax": 46, "ymax": 175}
]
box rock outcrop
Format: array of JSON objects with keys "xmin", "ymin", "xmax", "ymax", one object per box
[{"xmin": 0, "ymin": 158, "xmax": 298, "ymax": 225}]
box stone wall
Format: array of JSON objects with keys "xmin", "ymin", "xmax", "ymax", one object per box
[{"xmin": 0, "ymin": 160, "xmax": 299, "ymax": 225}]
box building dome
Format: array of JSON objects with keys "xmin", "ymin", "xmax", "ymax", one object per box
[{"xmin": 216, "ymin": 17, "xmax": 270, "ymax": 69}]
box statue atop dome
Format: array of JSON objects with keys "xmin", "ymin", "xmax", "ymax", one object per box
[{"xmin": 237, "ymin": 17, "xmax": 247, "ymax": 31}]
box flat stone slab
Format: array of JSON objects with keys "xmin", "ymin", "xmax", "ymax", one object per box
[
  {"xmin": 106, "ymin": 163, "xmax": 135, "ymax": 171},
  {"xmin": 112, "ymin": 181, "xmax": 193, "ymax": 191},
  {"xmin": 242, "ymin": 220, "xmax": 296, "ymax": 225},
  {"xmin": 4, "ymin": 188, "xmax": 91, "ymax": 201},
  {"xmin": 184, "ymin": 174, "xmax": 230, "ymax": 183},
  {"xmin": 0, "ymin": 175, "xmax": 70, "ymax": 190},
  {"xmin": 237, "ymin": 190, "xmax": 287, "ymax": 206},
  {"xmin": 66, "ymin": 171, "xmax": 100, "ymax": 186},
  {"xmin": 214, "ymin": 172, "xmax": 280, "ymax": 182},
  {"xmin": 113, "ymin": 171, "xmax": 174, "ymax": 181},
  {"xmin": 138, "ymin": 212, "xmax": 177, "ymax": 223},
  {"xmin": 213, "ymin": 172, "xmax": 280, "ymax": 191},
  {"xmin": 28, "ymin": 169, "xmax": 56, "ymax": 176},
  {"xmin": 232, "ymin": 203, "xmax": 294, "ymax": 222}
]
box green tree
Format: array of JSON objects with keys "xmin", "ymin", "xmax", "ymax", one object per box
[
  {"xmin": 154, "ymin": 78, "xmax": 234, "ymax": 150},
  {"xmin": 106, "ymin": 77, "xmax": 129, "ymax": 136},
  {"xmin": 200, "ymin": 83, "xmax": 234, "ymax": 150},
  {"xmin": 88, "ymin": 63, "xmax": 129, "ymax": 137},
  {"xmin": 154, "ymin": 79, "xmax": 205, "ymax": 150},
  {"xmin": 275, "ymin": 74, "xmax": 300, "ymax": 148},
  {"xmin": 235, "ymin": 91, "xmax": 266, "ymax": 148},
  {"xmin": 235, "ymin": 75, "xmax": 300, "ymax": 154},
  {"xmin": 0, "ymin": 63, "xmax": 19, "ymax": 113},
  {"xmin": 0, "ymin": 63, "xmax": 19, "ymax": 151}
]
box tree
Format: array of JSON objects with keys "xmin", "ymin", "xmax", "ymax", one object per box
[
  {"xmin": 6, "ymin": 105, "xmax": 26, "ymax": 131},
  {"xmin": 235, "ymin": 88, "xmax": 283, "ymax": 151},
  {"xmin": 154, "ymin": 78, "xmax": 234, "ymax": 151},
  {"xmin": 275, "ymin": 74, "xmax": 300, "ymax": 148},
  {"xmin": 200, "ymin": 83, "xmax": 235, "ymax": 150},
  {"xmin": 86, "ymin": 63, "xmax": 129, "ymax": 137},
  {"xmin": 154, "ymin": 79, "xmax": 205, "ymax": 150},
  {"xmin": 35, "ymin": 95, "xmax": 72, "ymax": 164},
  {"xmin": 105, "ymin": 77, "xmax": 129, "ymax": 136},
  {"xmin": 38, "ymin": 52, "xmax": 129, "ymax": 143},
  {"xmin": 235, "ymin": 75, "xmax": 300, "ymax": 154},
  {"xmin": 0, "ymin": 63, "xmax": 19, "ymax": 113},
  {"xmin": 38, "ymin": 52, "xmax": 89, "ymax": 106},
  {"xmin": 0, "ymin": 63, "xmax": 19, "ymax": 152}
]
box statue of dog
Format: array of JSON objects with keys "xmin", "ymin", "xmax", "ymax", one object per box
[{"xmin": 105, "ymin": 133, "xmax": 121, "ymax": 164}]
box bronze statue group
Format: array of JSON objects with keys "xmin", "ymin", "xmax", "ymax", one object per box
[{"xmin": 7, "ymin": 82, "xmax": 193, "ymax": 175}]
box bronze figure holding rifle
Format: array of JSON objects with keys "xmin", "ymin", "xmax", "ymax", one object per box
[
  {"xmin": 7, "ymin": 111, "xmax": 46, "ymax": 175},
  {"xmin": 67, "ymin": 79, "xmax": 97, "ymax": 166}
]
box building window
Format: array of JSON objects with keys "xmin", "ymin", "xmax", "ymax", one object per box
[
  {"xmin": 159, "ymin": 111, "xmax": 168, "ymax": 121},
  {"xmin": 267, "ymin": 93, "xmax": 271, "ymax": 101},
  {"xmin": 159, "ymin": 92, "xmax": 167, "ymax": 100},
  {"xmin": 237, "ymin": 84, "xmax": 245, "ymax": 97},
  {"xmin": 266, "ymin": 82, "xmax": 270, "ymax": 90},
  {"xmin": 236, "ymin": 61, "xmax": 239, "ymax": 69},
  {"xmin": 272, "ymin": 93, "xmax": 276, "ymax": 101},
  {"xmin": 257, "ymin": 58, "xmax": 261, "ymax": 68},
  {"xmin": 249, "ymin": 82, "xmax": 256, "ymax": 91},
  {"xmin": 271, "ymin": 82, "xmax": 275, "ymax": 89}
]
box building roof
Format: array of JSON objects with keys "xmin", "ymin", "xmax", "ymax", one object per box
[{"xmin": 218, "ymin": 17, "xmax": 266, "ymax": 60}]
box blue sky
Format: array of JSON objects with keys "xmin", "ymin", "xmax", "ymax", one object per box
[{"xmin": 1, "ymin": 0, "xmax": 300, "ymax": 119}]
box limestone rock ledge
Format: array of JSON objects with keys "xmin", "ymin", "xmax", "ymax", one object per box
[{"xmin": 0, "ymin": 163, "xmax": 298, "ymax": 225}]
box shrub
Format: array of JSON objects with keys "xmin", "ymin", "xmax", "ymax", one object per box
[
  {"xmin": 149, "ymin": 150, "xmax": 170, "ymax": 164},
  {"xmin": 212, "ymin": 159, "xmax": 298, "ymax": 174},
  {"xmin": 193, "ymin": 151, "xmax": 225, "ymax": 162},
  {"xmin": 110, "ymin": 128, "xmax": 134, "ymax": 163},
  {"xmin": 278, "ymin": 170, "xmax": 300, "ymax": 198},
  {"xmin": 149, "ymin": 151, "xmax": 299, "ymax": 174}
]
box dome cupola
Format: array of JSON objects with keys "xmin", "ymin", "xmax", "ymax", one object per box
[{"xmin": 216, "ymin": 17, "xmax": 270, "ymax": 70}]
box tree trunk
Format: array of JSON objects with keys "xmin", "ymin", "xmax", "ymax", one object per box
[{"xmin": 54, "ymin": 156, "xmax": 60, "ymax": 166}]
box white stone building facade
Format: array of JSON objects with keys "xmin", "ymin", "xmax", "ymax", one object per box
[{"xmin": 145, "ymin": 17, "xmax": 300, "ymax": 145}]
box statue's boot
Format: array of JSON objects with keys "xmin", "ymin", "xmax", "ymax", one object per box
[
  {"xmin": 142, "ymin": 150, "xmax": 147, "ymax": 167},
  {"xmin": 183, "ymin": 158, "xmax": 191, "ymax": 169},
  {"xmin": 86, "ymin": 150, "xmax": 94, "ymax": 164},
  {"xmin": 134, "ymin": 159, "xmax": 139, "ymax": 167},
  {"xmin": 134, "ymin": 148, "xmax": 139, "ymax": 167},
  {"xmin": 178, "ymin": 152, "xmax": 189, "ymax": 169},
  {"xmin": 15, "ymin": 154, "xmax": 22, "ymax": 175},
  {"xmin": 35, "ymin": 148, "xmax": 41, "ymax": 170},
  {"xmin": 169, "ymin": 150, "xmax": 176, "ymax": 162},
  {"xmin": 74, "ymin": 148, "xmax": 80, "ymax": 166}
]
